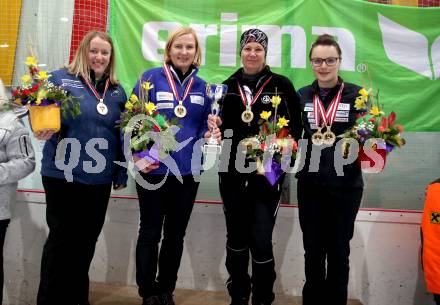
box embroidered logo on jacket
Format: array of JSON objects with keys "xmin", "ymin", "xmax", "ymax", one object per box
[{"xmin": 431, "ymin": 211, "xmax": 440, "ymax": 224}]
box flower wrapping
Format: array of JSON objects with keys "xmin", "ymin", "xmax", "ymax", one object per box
[{"xmin": 12, "ymin": 55, "xmax": 80, "ymax": 132}]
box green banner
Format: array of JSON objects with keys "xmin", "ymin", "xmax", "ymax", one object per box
[{"xmin": 109, "ymin": 0, "xmax": 440, "ymax": 131}]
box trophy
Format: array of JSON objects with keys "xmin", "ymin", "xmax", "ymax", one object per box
[{"xmin": 203, "ymin": 83, "xmax": 227, "ymax": 169}]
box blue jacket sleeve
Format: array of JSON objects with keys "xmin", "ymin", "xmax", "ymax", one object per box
[{"xmin": 113, "ymin": 85, "xmax": 128, "ymax": 186}]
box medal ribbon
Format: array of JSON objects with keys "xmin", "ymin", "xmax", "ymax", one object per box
[
  {"xmin": 82, "ymin": 75, "xmax": 110, "ymax": 103},
  {"xmin": 163, "ymin": 63, "xmax": 194, "ymax": 104},
  {"xmin": 237, "ymin": 76, "xmax": 273, "ymax": 109},
  {"xmin": 313, "ymin": 82, "xmax": 345, "ymax": 128}
]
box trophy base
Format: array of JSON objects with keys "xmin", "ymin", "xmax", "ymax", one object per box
[{"xmin": 202, "ymin": 144, "xmax": 221, "ymax": 170}]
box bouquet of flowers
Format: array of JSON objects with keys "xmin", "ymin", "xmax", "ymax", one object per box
[
  {"xmin": 243, "ymin": 93, "xmax": 297, "ymax": 185},
  {"xmin": 12, "ymin": 55, "xmax": 80, "ymax": 132},
  {"xmin": 340, "ymin": 87, "xmax": 406, "ymax": 171},
  {"xmin": 120, "ymin": 81, "xmax": 180, "ymax": 163}
]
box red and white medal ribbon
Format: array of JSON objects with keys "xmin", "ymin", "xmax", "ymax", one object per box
[
  {"xmin": 82, "ymin": 75, "xmax": 110, "ymax": 115},
  {"xmin": 313, "ymin": 82, "xmax": 345, "ymax": 128},
  {"xmin": 163, "ymin": 63, "xmax": 194, "ymax": 117},
  {"xmin": 237, "ymin": 76, "xmax": 272, "ymax": 110}
]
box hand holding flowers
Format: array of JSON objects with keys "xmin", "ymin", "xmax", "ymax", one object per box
[
  {"xmin": 120, "ymin": 81, "xmax": 180, "ymax": 169},
  {"xmin": 340, "ymin": 86, "xmax": 406, "ymax": 172},
  {"xmin": 243, "ymin": 91, "xmax": 297, "ymax": 185}
]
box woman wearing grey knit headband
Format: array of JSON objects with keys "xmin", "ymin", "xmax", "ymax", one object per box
[{"xmin": 217, "ymin": 28, "xmax": 303, "ymax": 305}]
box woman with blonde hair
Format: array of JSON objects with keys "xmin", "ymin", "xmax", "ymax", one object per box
[
  {"xmin": 35, "ymin": 30, "xmax": 128, "ymax": 305},
  {"xmin": 131, "ymin": 26, "xmax": 220, "ymax": 305}
]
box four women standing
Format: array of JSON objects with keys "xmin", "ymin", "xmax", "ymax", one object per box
[{"xmin": 24, "ymin": 28, "xmax": 364, "ymax": 305}]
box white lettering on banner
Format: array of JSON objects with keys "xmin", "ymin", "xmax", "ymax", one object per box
[
  {"xmin": 220, "ymin": 13, "xmax": 238, "ymax": 67},
  {"xmin": 142, "ymin": 22, "xmax": 181, "ymax": 62},
  {"xmin": 191, "ymin": 23, "xmax": 218, "ymax": 65},
  {"xmin": 141, "ymin": 14, "xmax": 356, "ymax": 71},
  {"xmin": 378, "ymin": 13, "xmax": 440, "ymax": 80}
]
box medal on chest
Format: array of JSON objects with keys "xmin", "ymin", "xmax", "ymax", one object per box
[
  {"xmin": 83, "ymin": 76, "xmax": 110, "ymax": 116},
  {"xmin": 237, "ymin": 76, "xmax": 272, "ymax": 125},
  {"xmin": 311, "ymin": 83, "xmax": 344, "ymax": 146},
  {"xmin": 164, "ymin": 63, "xmax": 194, "ymax": 119}
]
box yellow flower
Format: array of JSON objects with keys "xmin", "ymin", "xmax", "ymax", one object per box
[
  {"xmin": 36, "ymin": 89, "xmax": 47, "ymax": 105},
  {"xmin": 129, "ymin": 94, "xmax": 138, "ymax": 103},
  {"xmin": 25, "ymin": 56, "xmax": 38, "ymax": 67},
  {"xmin": 359, "ymin": 88, "xmax": 369, "ymax": 98},
  {"xmin": 125, "ymin": 101, "xmax": 133, "ymax": 110},
  {"xmin": 277, "ymin": 116, "xmax": 289, "ymax": 128},
  {"xmin": 354, "ymin": 96, "xmax": 367, "ymax": 110},
  {"xmin": 145, "ymin": 102, "xmax": 157, "ymax": 115},
  {"xmin": 21, "ymin": 74, "xmax": 32, "ymax": 84},
  {"xmin": 141, "ymin": 81, "xmax": 154, "ymax": 92},
  {"xmin": 370, "ymin": 106, "xmax": 384, "ymax": 116},
  {"xmin": 271, "ymin": 95, "xmax": 281, "ymax": 108},
  {"xmin": 260, "ymin": 111, "xmax": 271, "ymax": 120},
  {"xmin": 37, "ymin": 71, "xmax": 49, "ymax": 81}
]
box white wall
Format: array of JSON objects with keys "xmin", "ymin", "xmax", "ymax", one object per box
[{"xmin": 2, "ymin": 191, "xmax": 434, "ymax": 305}]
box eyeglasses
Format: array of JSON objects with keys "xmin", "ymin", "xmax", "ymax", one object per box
[{"xmin": 310, "ymin": 57, "xmax": 340, "ymax": 67}]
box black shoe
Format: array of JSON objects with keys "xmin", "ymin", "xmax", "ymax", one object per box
[
  {"xmin": 230, "ymin": 297, "xmax": 249, "ymax": 305},
  {"xmin": 143, "ymin": 295, "xmax": 161, "ymax": 305},
  {"xmin": 160, "ymin": 292, "xmax": 176, "ymax": 305}
]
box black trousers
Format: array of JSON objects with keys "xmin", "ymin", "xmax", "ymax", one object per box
[
  {"xmin": 135, "ymin": 174, "xmax": 199, "ymax": 299},
  {"xmin": 219, "ymin": 173, "xmax": 283, "ymax": 305},
  {"xmin": 297, "ymin": 179, "xmax": 362, "ymax": 305},
  {"xmin": 435, "ymin": 294, "xmax": 440, "ymax": 305},
  {"xmin": 0, "ymin": 219, "xmax": 10, "ymax": 305},
  {"xmin": 37, "ymin": 176, "xmax": 111, "ymax": 305}
]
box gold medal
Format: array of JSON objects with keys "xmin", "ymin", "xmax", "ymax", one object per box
[
  {"xmin": 322, "ymin": 125, "xmax": 336, "ymax": 145},
  {"xmin": 241, "ymin": 109, "xmax": 254, "ymax": 123},
  {"xmin": 311, "ymin": 127, "xmax": 324, "ymax": 145},
  {"xmin": 174, "ymin": 102, "xmax": 187, "ymax": 118}
]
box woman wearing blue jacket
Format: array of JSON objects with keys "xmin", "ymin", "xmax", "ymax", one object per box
[
  {"xmin": 34, "ymin": 31, "xmax": 128, "ymax": 305},
  {"xmin": 131, "ymin": 27, "xmax": 220, "ymax": 305}
]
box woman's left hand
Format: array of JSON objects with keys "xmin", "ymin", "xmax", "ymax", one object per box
[{"xmin": 113, "ymin": 183, "xmax": 126, "ymax": 190}]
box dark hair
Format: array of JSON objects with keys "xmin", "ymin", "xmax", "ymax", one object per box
[{"xmin": 309, "ymin": 34, "xmax": 342, "ymax": 60}]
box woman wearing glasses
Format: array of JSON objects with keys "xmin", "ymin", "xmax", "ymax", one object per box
[{"xmin": 296, "ymin": 34, "xmax": 365, "ymax": 305}]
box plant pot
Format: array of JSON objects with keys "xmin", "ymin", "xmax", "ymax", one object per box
[
  {"xmin": 28, "ymin": 104, "xmax": 61, "ymax": 133},
  {"xmin": 358, "ymin": 144, "xmax": 387, "ymax": 173}
]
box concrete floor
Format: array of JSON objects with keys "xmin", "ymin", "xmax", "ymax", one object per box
[{"xmin": 90, "ymin": 282, "xmax": 363, "ymax": 305}]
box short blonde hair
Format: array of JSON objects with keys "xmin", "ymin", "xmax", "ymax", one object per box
[
  {"xmin": 164, "ymin": 27, "xmax": 202, "ymax": 67},
  {"xmin": 67, "ymin": 31, "xmax": 118, "ymax": 84}
]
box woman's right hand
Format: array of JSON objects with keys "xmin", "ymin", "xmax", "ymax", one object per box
[
  {"xmin": 34, "ymin": 130, "xmax": 56, "ymax": 141},
  {"xmin": 133, "ymin": 155, "xmax": 160, "ymax": 174}
]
